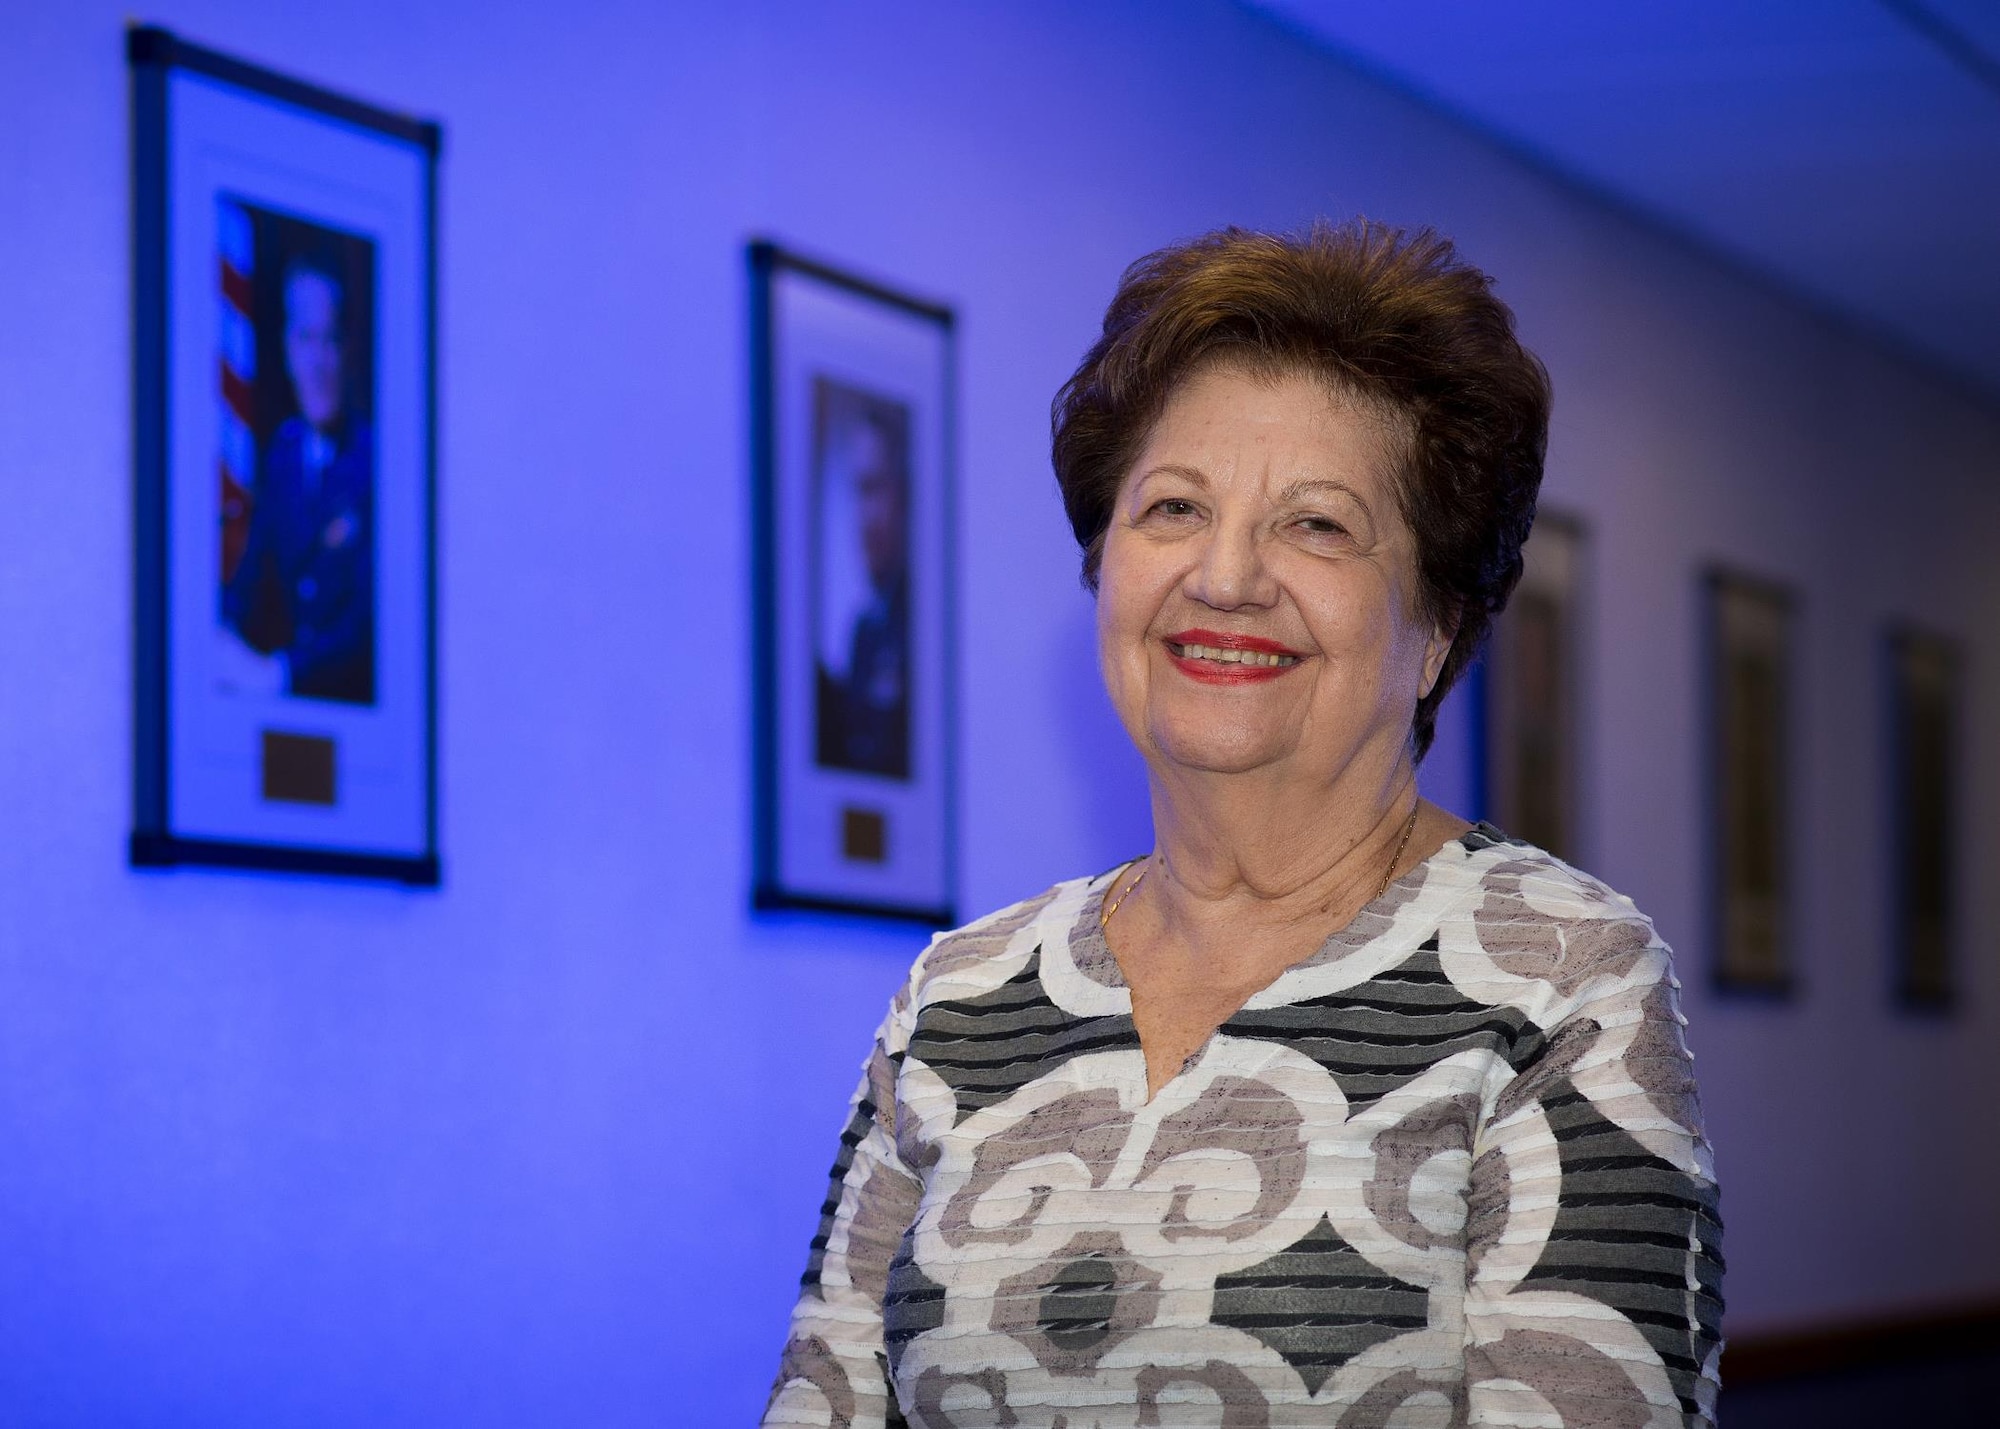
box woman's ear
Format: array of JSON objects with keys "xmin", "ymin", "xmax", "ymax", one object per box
[{"xmin": 1418, "ymin": 617, "xmax": 1459, "ymax": 701}]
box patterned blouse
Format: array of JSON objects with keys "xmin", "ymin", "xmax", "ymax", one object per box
[{"xmin": 764, "ymin": 826, "xmax": 1724, "ymax": 1427}]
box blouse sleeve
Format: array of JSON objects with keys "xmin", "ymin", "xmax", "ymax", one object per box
[
  {"xmin": 1462, "ymin": 913, "xmax": 1725, "ymax": 1427},
  {"xmin": 761, "ymin": 968, "xmax": 926, "ymax": 1429}
]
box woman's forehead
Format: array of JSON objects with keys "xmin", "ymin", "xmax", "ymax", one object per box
[{"xmin": 1135, "ymin": 366, "xmax": 1407, "ymax": 492}]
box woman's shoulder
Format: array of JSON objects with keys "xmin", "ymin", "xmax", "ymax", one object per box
[
  {"xmin": 907, "ymin": 869, "xmax": 1111, "ymax": 1006},
  {"xmin": 1446, "ymin": 824, "xmax": 1673, "ymax": 1000},
  {"xmin": 1458, "ymin": 824, "xmax": 1648, "ymax": 917}
]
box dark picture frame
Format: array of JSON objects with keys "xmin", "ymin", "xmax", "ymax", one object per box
[
  {"xmin": 128, "ymin": 27, "xmax": 441, "ymax": 884},
  {"xmin": 1703, "ymin": 568, "xmax": 1794, "ymax": 995},
  {"xmin": 1485, "ymin": 511, "xmax": 1586, "ymax": 862},
  {"xmin": 1887, "ymin": 625, "xmax": 1959, "ymax": 1011},
  {"xmin": 750, "ymin": 242, "xmax": 957, "ymax": 925}
]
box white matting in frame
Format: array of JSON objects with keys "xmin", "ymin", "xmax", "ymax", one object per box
[
  {"xmin": 129, "ymin": 28, "xmax": 440, "ymax": 883},
  {"xmin": 752, "ymin": 243, "xmax": 956, "ymax": 924}
]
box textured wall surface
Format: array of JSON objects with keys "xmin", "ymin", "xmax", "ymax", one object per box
[{"xmin": 0, "ymin": 2, "xmax": 1995, "ymax": 1423}]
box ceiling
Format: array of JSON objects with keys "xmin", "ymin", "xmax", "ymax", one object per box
[{"xmin": 1244, "ymin": 0, "xmax": 2000, "ymax": 404}]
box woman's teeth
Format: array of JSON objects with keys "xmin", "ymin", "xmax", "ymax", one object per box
[{"xmin": 1169, "ymin": 642, "xmax": 1299, "ymax": 667}]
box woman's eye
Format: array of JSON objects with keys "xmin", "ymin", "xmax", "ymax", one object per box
[
  {"xmin": 1149, "ymin": 498, "xmax": 1199, "ymax": 518},
  {"xmin": 1295, "ymin": 515, "xmax": 1347, "ymax": 536}
]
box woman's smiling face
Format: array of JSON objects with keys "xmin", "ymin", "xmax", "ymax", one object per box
[{"xmin": 1096, "ymin": 360, "xmax": 1453, "ymax": 785}]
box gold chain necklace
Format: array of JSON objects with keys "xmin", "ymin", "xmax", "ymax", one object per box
[
  {"xmin": 1375, "ymin": 802, "xmax": 1421, "ymax": 902},
  {"xmin": 1100, "ymin": 803, "xmax": 1420, "ymax": 930},
  {"xmin": 1099, "ymin": 857, "xmax": 1151, "ymax": 928}
]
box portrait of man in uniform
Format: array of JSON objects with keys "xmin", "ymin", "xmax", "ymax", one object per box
[
  {"xmin": 811, "ymin": 378, "xmax": 912, "ymax": 780},
  {"xmin": 219, "ymin": 205, "xmax": 378, "ymax": 707}
]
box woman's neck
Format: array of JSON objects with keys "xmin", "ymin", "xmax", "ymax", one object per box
[{"xmin": 1128, "ymin": 750, "xmax": 1432, "ymax": 971}]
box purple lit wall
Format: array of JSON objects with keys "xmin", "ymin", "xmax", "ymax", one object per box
[{"xmin": 1, "ymin": 2, "xmax": 1996, "ymax": 1423}]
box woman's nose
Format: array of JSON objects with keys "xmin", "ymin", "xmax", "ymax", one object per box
[{"xmin": 1185, "ymin": 519, "xmax": 1276, "ymax": 610}]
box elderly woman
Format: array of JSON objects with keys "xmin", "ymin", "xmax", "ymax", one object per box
[{"xmin": 764, "ymin": 224, "xmax": 1722, "ymax": 1428}]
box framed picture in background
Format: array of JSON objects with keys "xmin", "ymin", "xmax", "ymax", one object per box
[
  {"xmin": 1888, "ymin": 626, "xmax": 1959, "ymax": 1009},
  {"xmin": 1704, "ymin": 569, "xmax": 1794, "ymax": 994},
  {"xmin": 1485, "ymin": 512, "xmax": 1585, "ymax": 862},
  {"xmin": 750, "ymin": 242, "xmax": 957, "ymax": 924},
  {"xmin": 128, "ymin": 28, "xmax": 441, "ymax": 882}
]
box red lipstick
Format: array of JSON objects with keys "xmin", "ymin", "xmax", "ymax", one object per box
[{"xmin": 1162, "ymin": 628, "xmax": 1306, "ymax": 684}]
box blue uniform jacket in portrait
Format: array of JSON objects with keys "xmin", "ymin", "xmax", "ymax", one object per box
[{"xmin": 223, "ymin": 416, "xmax": 377, "ymax": 706}]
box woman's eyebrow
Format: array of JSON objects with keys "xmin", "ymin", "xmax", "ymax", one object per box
[{"xmin": 1280, "ymin": 478, "xmax": 1366, "ymax": 508}]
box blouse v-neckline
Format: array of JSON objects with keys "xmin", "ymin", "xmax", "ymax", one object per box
[{"xmin": 1060, "ymin": 824, "xmax": 1502, "ymax": 1099}]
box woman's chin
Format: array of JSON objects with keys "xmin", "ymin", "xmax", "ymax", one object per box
[{"xmin": 1145, "ymin": 725, "xmax": 1295, "ymax": 778}]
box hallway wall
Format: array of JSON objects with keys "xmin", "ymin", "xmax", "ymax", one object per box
[{"xmin": 1, "ymin": 2, "xmax": 1995, "ymax": 1422}]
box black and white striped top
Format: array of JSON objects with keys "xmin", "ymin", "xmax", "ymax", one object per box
[{"xmin": 766, "ymin": 825, "xmax": 1724, "ymax": 1427}]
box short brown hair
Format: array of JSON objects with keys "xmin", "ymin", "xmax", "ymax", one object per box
[{"xmin": 1051, "ymin": 221, "xmax": 1551, "ymax": 760}]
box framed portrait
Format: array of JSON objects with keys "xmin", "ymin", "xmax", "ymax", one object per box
[
  {"xmin": 750, "ymin": 242, "xmax": 957, "ymax": 925},
  {"xmin": 1703, "ymin": 569, "xmax": 1794, "ymax": 995},
  {"xmin": 1484, "ymin": 511, "xmax": 1585, "ymax": 861},
  {"xmin": 128, "ymin": 27, "xmax": 441, "ymax": 883},
  {"xmin": 1887, "ymin": 626, "xmax": 1959, "ymax": 1010}
]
